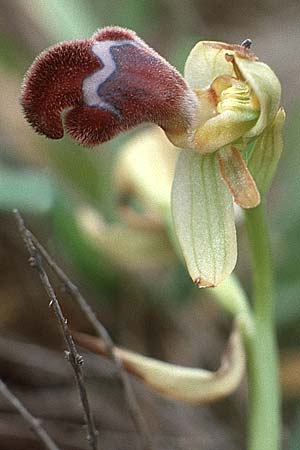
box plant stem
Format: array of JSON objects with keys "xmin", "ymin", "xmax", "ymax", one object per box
[
  {"xmin": 210, "ymin": 274, "xmax": 254, "ymax": 338},
  {"xmin": 244, "ymin": 203, "xmax": 281, "ymax": 450}
]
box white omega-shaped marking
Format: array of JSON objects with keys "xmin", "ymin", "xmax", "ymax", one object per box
[{"xmin": 82, "ymin": 40, "xmax": 139, "ymax": 118}]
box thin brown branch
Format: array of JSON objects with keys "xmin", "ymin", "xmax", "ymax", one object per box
[
  {"xmin": 29, "ymin": 219, "xmax": 153, "ymax": 450},
  {"xmin": 0, "ymin": 378, "xmax": 61, "ymax": 450},
  {"xmin": 14, "ymin": 210, "xmax": 98, "ymax": 450}
]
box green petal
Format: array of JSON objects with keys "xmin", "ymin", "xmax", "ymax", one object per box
[
  {"xmin": 75, "ymin": 321, "xmax": 245, "ymax": 404},
  {"xmin": 193, "ymin": 109, "xmax": 257, "ymax": 154},
  {"xmin": 171, "ymin": 151, "xmax": 237, "ymax": 287},
  {"xmin": 235, "ymin": 56, "xmax": 281, "ymax": 138},
  {"xmin": 184, "ymin": 41, "xmax": 234, "ymax": 89},
  {"xmin": 248, "ymin": 108, "xmax": 285, "ymax": 194}
]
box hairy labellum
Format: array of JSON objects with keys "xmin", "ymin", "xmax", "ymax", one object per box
[{"xmin": 21, "ymin": 26, "xmax": 197, "ymax": 146}]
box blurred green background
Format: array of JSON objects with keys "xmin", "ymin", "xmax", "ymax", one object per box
[{"xmin": 0, "ymin": 1, "xmax": 300, "ymax": 449}]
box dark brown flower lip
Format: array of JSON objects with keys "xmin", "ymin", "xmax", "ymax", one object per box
[
  {"xmin": 202, "ymin": 41, "xmax": 258, "ymax": 61},
  {"xmin": 21, "ymin": 26, "xmax": 197, "ymax": 147}
]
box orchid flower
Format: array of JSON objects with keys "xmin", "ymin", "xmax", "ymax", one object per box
[{"xmin": 21, "ymin": 27, "xmax": 284, "ymax": 290}]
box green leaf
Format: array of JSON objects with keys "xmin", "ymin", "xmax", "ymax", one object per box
[
  {"xmin": 248, "ymin": 108, "xmax": 285, "ymax": 195},
  {"xmin": 171, "ymin": 151, "xmax": 237, "ymax": 287},
  {"xmin": 75, "ymin": 321, "xmax": 245, "ymax": 404},
  {"xmin": 0, "ymin": 167, "xmax": 54, "ymax": 214}
]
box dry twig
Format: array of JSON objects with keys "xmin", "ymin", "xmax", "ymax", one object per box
[
  {"xmin": 14, "ymin": 210, "xmax": 98, "ymax": 450},
  {"xmin": 0, "ymin": 377, "xmax": 61, "ymax": 450},
  {"xmin": 30, "ymin": 220, "xmax": 153, "ymax": 450},
  {"xmin": 15, "ymin": 210, "xmax": 152, "ymax": 450}
]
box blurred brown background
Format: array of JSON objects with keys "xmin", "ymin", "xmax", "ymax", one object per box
[{"xmin": 0, "ymin": 1, "xmax": 300, "ymax": 449}]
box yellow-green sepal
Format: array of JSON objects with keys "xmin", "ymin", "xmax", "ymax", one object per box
[
  {"xmin": 171, "ymin": 151, "xmax": 237, "ymax": 287},
  {"xmin": 248, "ymin": 107, "xmax": 285, "ymax": 195},
  {"xmin": 184, "ymin": 41, "xmax": 235, "ymax": 89}
]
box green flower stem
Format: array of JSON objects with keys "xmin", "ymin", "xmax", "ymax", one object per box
[
  {"xmin": 244, "ymin": 203, "xmax": 281, "ymax": 450},
  {"xmin": 210, "ymin": 274, "xmax": 254, "ymax": 337}
]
